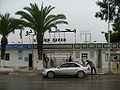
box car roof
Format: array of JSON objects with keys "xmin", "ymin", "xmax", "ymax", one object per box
[{"xmin": 62, "ymin": 62, "xmax": 81, "ymax": 65}]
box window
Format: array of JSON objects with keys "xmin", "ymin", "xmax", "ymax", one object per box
[
  {"xmin": 60, "ymin": 63, "xmax": 71, "ymax": 68},
  {"xmin": 70, "ymin": 63, "xmax": 80, "ymax": 67},
  {"xmin": 81, "ymin": 53, "xmax": 88, "ymax": 60},
  {"xmin": 75, "ymin": 51, "xmax": 80, "ymax": 58},
  {"xmin": 18, "ymin": 50, "xmax": 23, "ymax": 60},
  {"xmin": 5, "ymin": 53, "xmax": 10, "ymax": 61}
]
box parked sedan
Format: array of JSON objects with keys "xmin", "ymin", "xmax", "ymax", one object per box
[{"xmin": 42, "ymin": 62, "xmax": 90, "ymax": 79}]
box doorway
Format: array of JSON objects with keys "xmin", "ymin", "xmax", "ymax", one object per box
[
  {"xmin": 28, "ymin": 54, "xmax": 33, "ymax": 69},
  {"xmin": 81, "ymin": 53, "xmax": 88, "ymax": 65}
]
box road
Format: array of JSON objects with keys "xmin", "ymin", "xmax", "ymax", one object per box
[{"xmin": 0, "ymin": 75, "xmax": 120, "ymax": 90}]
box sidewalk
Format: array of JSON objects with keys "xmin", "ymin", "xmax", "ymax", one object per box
[
  {"xmin": 0, "ymin": 67, "xmax": 42, "ymax": 76},
  {"xmin": 0, "ymin": 67, "xmax": 120, "ymax": 76},
  {"xmin": 96, "ymin": 68, "xmax": 120, "ymax": 75},
  {"xmin": 9, "ymin": 68, "xmax": 43, "ymax": 76}
]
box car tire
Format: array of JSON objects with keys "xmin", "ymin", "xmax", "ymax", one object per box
[
  {"xmin": 77, "ymin": 71, "xmax": 85, "ymax": 78},
  {"xmin": 47, "ymin": 71, "xmax": 55, "ymax": 79}
]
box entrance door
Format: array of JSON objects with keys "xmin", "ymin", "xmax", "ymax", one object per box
[
  {"xmin": 81, "ymin": 53, "xmax": 88, "ymax": 64},
  {"xmin": 97, "ymin": 50, "xmax": 102, "ymax": 68},
  {"xmin": 29, "ymin": 54, "xmax": 33, "ymax": 69}
]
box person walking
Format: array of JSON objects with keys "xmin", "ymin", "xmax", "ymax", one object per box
[
  {"xmin": 85, "ymin": 59, "xmax": 97, "ymax": 75},
  {"xmin": 112, "ymin": 56, "xmax": 118, "ymax": 74},
  {"xmin": 68, "ymin": 55, "xmax": 73, "ymax": 62}
]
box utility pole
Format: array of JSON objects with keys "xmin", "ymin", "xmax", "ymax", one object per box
[{"xmin": 107, "ymin": 0, "xmax": 111, "ymax": 73}]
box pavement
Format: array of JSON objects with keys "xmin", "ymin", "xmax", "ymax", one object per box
[
  {"xmin": 0, "ymin": 67, "xmax": 120, "ymax": 76},
  {"xmin": 0, "ymin": 67, "xmax": 42, "ymax": 76}
]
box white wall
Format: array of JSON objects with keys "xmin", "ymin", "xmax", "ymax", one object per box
[
  {"xmin": 0, "ymin": 49, "xmax": 110, "ymax": 70},
  {"xmin": 3, "ymin": 50, "xmax": 31, "ymax": 67}
]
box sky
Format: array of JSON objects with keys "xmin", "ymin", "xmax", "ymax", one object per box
[{"xmin": 0, "ymin": 0, "xmax": 108, "ymax": 44}]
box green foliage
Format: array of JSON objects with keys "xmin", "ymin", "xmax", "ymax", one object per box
[
  {"xmin": 0, "ymin": 13, "xmax": 21, "ymax": 37},
  {"xmin": 95, "ymin": 0, "xmax": 120, "ymax": 42},
  {"xmin": 104, "ymin": 31, "xmax": 120, "ymax": 43},
  {"xmin": 0, "ymin": 13, "xmax": 22, "ymax": 59},
  {"xmin": 95, "ymin": 0, "xmax": 120, "ymax": 22},
  {"xmin": 113, "ymin": 21, "xmax": 120, "ymax": 32},
  {"xmin": 16, "ymin": 3, "xmax": 68, "ymax": 33}
]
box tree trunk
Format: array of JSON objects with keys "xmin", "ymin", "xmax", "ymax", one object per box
[
  {"xmin": 1, "ymin": 36, "xmax": 8, "ymax": 68},
  {"xmin": 36, "ymin": 32, "xmax": 44, "ymax": 70},
  {"xmin": 1, "ymin": 44, "xmax": 6, "ymax": 60},
  {"xmin": 37, "ymin": 32, "xmax": 43, "ymax": 60}
]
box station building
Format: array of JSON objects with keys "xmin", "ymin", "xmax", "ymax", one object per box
[{"xmin": 0, "ymin": 43, "xmax": 120, "ymax": 71}]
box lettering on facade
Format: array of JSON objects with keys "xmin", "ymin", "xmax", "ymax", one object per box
[
  {"xmin": 0, "ymin": 44, "xmax": 33, "ymax": 49},
  {"xmin": 43, "ymin": 38, "xmax": 66, "ymax": 43}
]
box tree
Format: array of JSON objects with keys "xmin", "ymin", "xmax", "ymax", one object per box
[
  {"xmin": 103, "ymin": 31, "xmax": 120, "ymax": 43},
  {"xmin": 95, "ymin": 0, "xmax": 120, "ymax": 42},
  {"xmin": 0, "ymin": 13, "xmax": 22, "ymax": 68},
  {"xmin": 15, "ymin": 3, "xmax": 68, "ymax": 69}
]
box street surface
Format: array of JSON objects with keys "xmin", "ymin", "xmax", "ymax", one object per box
[{"xmin": 0, "ymin": 75, "xmax": 120, "ymax": 90}]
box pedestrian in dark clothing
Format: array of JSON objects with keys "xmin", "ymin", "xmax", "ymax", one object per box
[
  {"xmin": 85, "ymin": 59, "xmax": 97, "ymax": 75},
  {"xmin": 43, "ymin": 53, "xmax": 49, "ymax": 68},
  {"xmin": 68, "ymin": 55, "xmax": 73, "ymax": 62}
]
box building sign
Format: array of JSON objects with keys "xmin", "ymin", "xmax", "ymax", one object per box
[
  {"xmin": 43, "ymin": 38, "xmax": 66, "ymax": 43},
  {"xmin": 88, "ymin": 44, "xmax": 96, "ymax": 48},
  {"xmin": 0, "ymin": 44, "xmax": 32, "ymax": 49},
  {"xmin": 111, "ymin": 43, "xmax": 117, "ymax": 48},
  {"xmin": 1, "ymin": 43, "xmax": 120, "ymax": 50},
  {"xmin": 33, "ymin": 44, "xmax": 73, "ymax": 49},
  {"xmin": 82, "ymin": 44, "xmax": 88, "ymax": 49},
  {"xmin": 97, "ymin": 43, "xmax": 102, "ymax": 49},
  {"xmin": 74, "ymin": 44, "xmax": 81, "ymax": 49},
  {"xmin": 103, "ymin": 43, "xmax": 108, "ymax": 48}
]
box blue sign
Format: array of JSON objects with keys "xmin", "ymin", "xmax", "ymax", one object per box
[
  {"xmin": 24, "ymin": 57, "xmax": 28, "ymax": 62},
  {"xmin": 0, "ymin": 44, "xmax": 32, "ymax": 49}
]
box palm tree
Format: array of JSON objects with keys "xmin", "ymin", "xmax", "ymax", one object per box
[
  {"xmin": 16, "ymin": 3, "xmax": 68, "ymax": 69},
  {"xmin": 0, "ymin": 13, "xmax": 22, "ymax": 68}
]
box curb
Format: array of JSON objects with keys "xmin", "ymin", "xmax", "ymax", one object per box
[{"xmin": 0, "ymin": 71, "xmax": 120, "ymax": 76}]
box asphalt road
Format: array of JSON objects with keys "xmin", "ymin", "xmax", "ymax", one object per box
[{"xmin": 0, "ymin": 75, "xmax": 120, "ymax": 90}]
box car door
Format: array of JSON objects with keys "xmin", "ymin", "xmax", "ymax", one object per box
[
  {"xmin": 68, "ymin": 63, "xmax": 80, "ymax": 75},
  {"xmin": 55, "ymin": 63, "xmax": 71, "ymax": 75}
]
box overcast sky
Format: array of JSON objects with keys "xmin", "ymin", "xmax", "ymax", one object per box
[{"xmin": 0, "ymin": 0, "xmax": 108, "ymax": 44}]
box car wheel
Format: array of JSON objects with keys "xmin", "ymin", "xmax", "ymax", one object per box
[
  {"xmin": 47, "ymin": 71, "xmax": 55, "ymax": 79},
  {"xmin": 77, "ymin": 71, "xmax": 85, "ymax": 78}
]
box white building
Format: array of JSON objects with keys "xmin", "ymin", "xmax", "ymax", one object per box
[{"xmin": 0, "ymin": 43, "xmax": 120, "ymax": 72}]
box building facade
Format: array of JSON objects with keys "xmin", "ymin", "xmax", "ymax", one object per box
[{"xmin": 0, "ymin": 43, "xmax": 120, "ymax": 71}]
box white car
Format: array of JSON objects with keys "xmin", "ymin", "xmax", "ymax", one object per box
[{"xmin": 42, "ymin": 62, "xmax": 90, "ymax": 79}]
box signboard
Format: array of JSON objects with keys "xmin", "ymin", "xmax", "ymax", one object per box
[
  {"xmin": 0, "ymin": 44, "xmax": 32, "ymax": 49},
  {"xmin": 43, "ymin": 38, "xmax": 66, "ymax": 42},
  {"xmin": 82, "ymin": 44, "xmax": 88, "ymax": 49},
  {"xmin": 24, "ymin": 57, "xmax": 28, "ymax": 62}
]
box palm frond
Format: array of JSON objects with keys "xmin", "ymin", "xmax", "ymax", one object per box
[
  {"xmin": 16, "ymin": 11, "xmax": 36, "ymax": 25},
  {"xmin": 44, "ymin": 14, "xmax": 67, "ymax": 27},
  {"xmin": 0, "ymin": 13, "xmax": 23, "ymax": 37}
]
